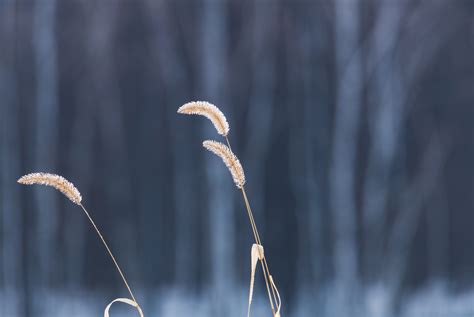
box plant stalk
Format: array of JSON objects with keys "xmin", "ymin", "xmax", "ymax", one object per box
[
  {"xmin": 226, "ymin": 136, "xmax": 279, "ymax": 316},
  {"xmin": 79, "ymin": 204, "xmax": 138, "ymax": 305}
]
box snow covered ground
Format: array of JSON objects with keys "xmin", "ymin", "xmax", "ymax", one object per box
[{"xmin": 2, "ymin": 283, "xmax": 474, "ymax": 317}]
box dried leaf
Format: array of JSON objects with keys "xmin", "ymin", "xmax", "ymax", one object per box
[
  {"xmin": 269, "ymin": 275, "xmax": 282, "ymax": 317},
  {"xmin": 104, "ymin": 298, "xmax": 144, "ymax": 317},
  {"xmin": 248, "ymin": 243, "xmax": 264, "ymax": 317}
]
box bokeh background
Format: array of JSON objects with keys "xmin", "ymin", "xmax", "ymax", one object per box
[{"xmin": 1, "ymin": 0, "xmax": 474, "ymax": 316}]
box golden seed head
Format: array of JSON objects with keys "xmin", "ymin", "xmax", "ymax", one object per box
[
  {"xmin": 203, "ymin": 140, "xmax": 245, "ymax": 188},
  {"xmin": 178, "ymin": 101, "xmax": 230, "ymax": 136},
  {"xmin": 18, "ymin": 172, "xmax": 82, "ymax": 205}
]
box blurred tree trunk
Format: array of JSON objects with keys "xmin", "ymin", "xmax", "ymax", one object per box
[
  {"xmin": 288, "ymin": 3, "xmax": 331, "ymax": 296},
  {"xmin": 0, "ymin": 1, "xmax": 24, "ymax": 315},
  {"xmin": 426, "ymin": 185, "xmax": 449, "ymax": 279},
  {"xmin": 201, "ymin": 1, "xmax": 235, "ymax": 314},
  {"xmin": 362, "ymin": 0, "xmax": 404, "ymax": 282},
  {"xmin": 63, "ymin": 6, "xmax": 98, "ymax": 285},
  {"xmin": 329, "ymin": 0, "xmax": 362, "ymax": 313},
  {"xmin": 385, "ymin": 136, "xmax": 446, "ymax": 307},
  {"xmin": 92, "ymin": 2, "xmax": 139, "ymax": 283},
  {"xmin": 33, "ymin": 0, "xmax": 58, "ymax": 313},
  {"xmin": 144, "ymin": 0, "xmax": 198, "ymax": 288},
  {"xmin": 371, "ymin": 1, "xmax": 457, "ymax": 312},
  {"xmin": 242, "ymin": 1, "xmax": 276, "ymax": 244}
]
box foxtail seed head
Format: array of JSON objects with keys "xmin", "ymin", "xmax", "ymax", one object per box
[
  {"xmin": 178, "ymin": 101, "xmax": 230, "ymax": 136},
  {"xmin": 203, "ymin": 140, "xmax": 245, "ymax": 188},
  {"xmin": 18, "ymin": 172, "xmax": 82, "ymax": 205}
]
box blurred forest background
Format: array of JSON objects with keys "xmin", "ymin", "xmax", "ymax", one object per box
[{"xmin": 1, "ymin": 0, "xmax": 474, "ymax": 316}]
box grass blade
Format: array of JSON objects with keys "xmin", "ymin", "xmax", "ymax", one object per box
[
  {"xmin": 248, "ymin": 243, "xmax": 264, "ymax": 317},
  {"xmin": 104, "ymin": 298, "xmax": 143, "ymax": 317}
]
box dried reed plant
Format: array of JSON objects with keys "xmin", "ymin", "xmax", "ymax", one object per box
[
  {"xmin": 18, "ymin": 172, "xmax": 143, "ymax": 317},
  {"xmin": 178, "ymin": 101, "xmax": 282, "ymax": 317}
]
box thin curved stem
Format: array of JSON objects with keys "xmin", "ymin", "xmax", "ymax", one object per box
[
  {"xmin": 79, "ymin": 204, "xmax": 137, "ymax": 304},
  {"xmin": 226, "ymin": 135, "xmax": 279, "ymax": 316},
  {"xmin": 225, "ymin": 136, "xmax": 232, "ymax": 151},
  {"xmin": 242, "ymin": 187, "xmax": 276, "ymax": 315},
  {"xmin": 244, "ymin": 200, "xmax": 279, "ymax": 309}
]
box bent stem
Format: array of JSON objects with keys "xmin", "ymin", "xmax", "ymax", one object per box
[
  {"xmin": 226, "ymin": 136, "xmax": 280, "ymax": 316},
  {"xmin": 242, "ymin": 187, "xmax": 276, "ymax": 316},
  {"xmin": 79, "ymin": 204, "xmax": 139, "ymax": 306}
]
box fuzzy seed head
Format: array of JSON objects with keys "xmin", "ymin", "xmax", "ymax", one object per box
[
  {"xmin": 178, "ymin": 101, "xmax": 230, "ymax": 136},
  {"xmin": 203, "ymin": 140, "xmax": 246, "ymax": 188},
  {"xmin": 18, "ymin": 172, "xmax": 82, "ymax": 205}
]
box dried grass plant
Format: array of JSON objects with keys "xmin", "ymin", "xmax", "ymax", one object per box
[
  {"xmin": 178, "ymin": 101, "xmax": 282, "ymax": 317},
  {"xmin": 18, "ymin": 172, "xmax": 143, "ymax": 317}
]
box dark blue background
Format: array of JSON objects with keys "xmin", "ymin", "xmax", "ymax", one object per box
[{"xmin": 1, "ymin": 0, "xmax": 473, "ymax": 316}]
